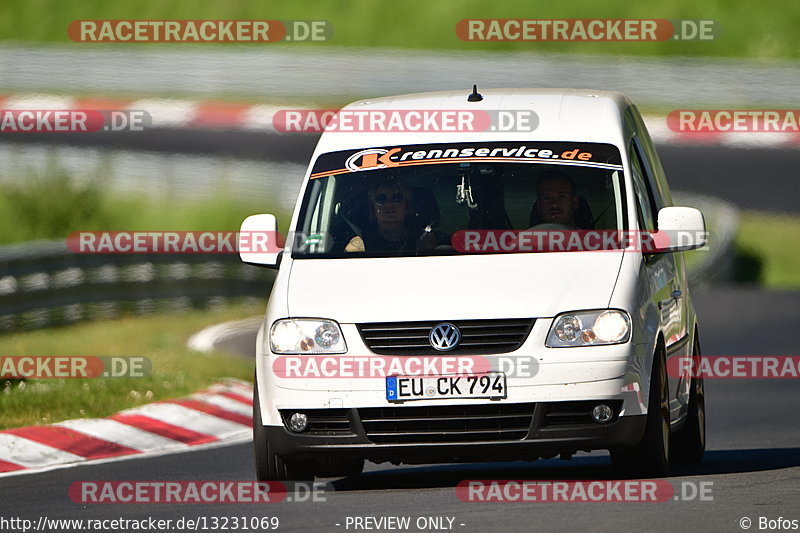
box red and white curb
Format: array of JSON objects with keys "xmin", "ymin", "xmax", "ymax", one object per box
[
  {"xmin": 0, "ymin": 379, "xmax": 253, "ymax": 476},
  {"xmin": 1, "ymin": 92, "xmax": 799, "ymax": 148},
  {"xmin": 0, "ymin": 93, "xmax": 284, "ymax": 132}
]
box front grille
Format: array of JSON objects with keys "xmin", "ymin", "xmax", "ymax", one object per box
[
  {"xmin": 359, "ymin": 403, "xmax": 535, "ymax": 444},
  {"xmin": 357, "ymin": 318, "xmax": 535, "ymax": 355},
  {"xmin": 279, "ymin": 409, "xmax": 354, "ymax": 436},
  {"xmin": 540, "ymin": 401, "xmax": 624, "ymax": 428}
]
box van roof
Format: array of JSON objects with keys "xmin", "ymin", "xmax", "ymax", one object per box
[{"xmin": 311, "ymin": 88, "xmax": 633, "ymax": 156}]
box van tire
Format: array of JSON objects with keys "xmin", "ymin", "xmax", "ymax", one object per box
[
  {"xmin": 611, "ymin": 342, "xmax": 670, "ymax": 477},
  {"xmin": 671, "ymin": 334, "xmax": 706, "ymax": 464}
]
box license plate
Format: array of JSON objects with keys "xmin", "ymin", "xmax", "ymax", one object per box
[{"xmin": 385, "ymin": 373, "xmax": 506, "ymax": 401}]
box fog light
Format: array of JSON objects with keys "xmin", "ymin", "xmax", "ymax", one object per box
[
  {"xmin": 591, "ymin": 404, "xmax": 614, "ymax": 424},
  {"xmin": 288, "ymin": 412, "xmax": 309, "ymax": 432}
]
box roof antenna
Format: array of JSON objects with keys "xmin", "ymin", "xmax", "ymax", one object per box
[{"xmin": 467, "ymin": 84, "xmax": 483, "ymax": 102}]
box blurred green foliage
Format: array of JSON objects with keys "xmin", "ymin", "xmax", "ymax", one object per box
[
  {"xmin": 0, "ymin": 167, "xmax": 287, "ymax": 244},
  {"xmin": 0, "ymin": 0, "xmax": 798, "ymax": 59},
  {"xmin": 734, "ymin": 211, "xmax": 800, "ymax": 289}
]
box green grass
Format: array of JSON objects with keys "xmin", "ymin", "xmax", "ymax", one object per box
[
  {"xmin": 0, "ymin": 303, "xmax": 259, "ymax": 429},
  {"xmin": 0, "ymin": 169, "xmax": 292, "ymax": 245},
  {"xmin": 734, "ymin": 211, "xmax": 800, "ymax": 289},
  {"xmin": 1, "ymin": 0, "xmax": 799, "ymax": 59}
]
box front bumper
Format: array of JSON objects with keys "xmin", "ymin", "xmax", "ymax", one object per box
[{"xmin": 261, "ymin": 403, "xmax": 647, "ymax": 465}]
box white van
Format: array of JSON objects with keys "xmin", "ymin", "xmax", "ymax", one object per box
[{"xmin": 240, "ymin": 88, "xmax": 707, "ymax": 480}]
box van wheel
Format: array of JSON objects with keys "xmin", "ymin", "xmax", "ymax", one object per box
[
  {"xmin": 671, "ymin": 335, "xmax": 706, "ymax": 464},
  {"xmin": 253, "ymin": 378, "xmax": 315, "ymax": 481},
  {"xmin": 611, "ymin": 343, "xmax": 670, "ymax": 477}
]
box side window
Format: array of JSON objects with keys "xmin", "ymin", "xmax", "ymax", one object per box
[
  {"xmin": 629, "ymin": 142, "xmax": 657, "ymax": 232},
  {"xmin": 629, "ymin": 107, "xmax": 672, "ymax": 207},
  {"xmin": 631, "ymin": 139, "xmax": 665, "ymax": 211}
]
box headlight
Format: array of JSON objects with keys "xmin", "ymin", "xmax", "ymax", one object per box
[
  {"xmin": 546, "ymin": 310, "xmax": 630, "ymax": 348},
  {"xmin": 268, "ymin": 319, "xmax": 347, "ymax": 354}
]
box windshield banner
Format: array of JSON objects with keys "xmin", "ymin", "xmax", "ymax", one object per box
[{"xmin": 309, "ymin": 141, "xmax": 623, "ymax": 179}]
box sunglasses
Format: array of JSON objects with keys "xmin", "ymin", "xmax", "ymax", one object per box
[{"xmin": 373, "ymin": 192, "xmax": 405, "ymax": 205}]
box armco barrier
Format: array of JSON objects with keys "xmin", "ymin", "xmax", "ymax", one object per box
[{"xmin": 0, "ymin": 240, "xmax": 273, "ymax": 332}]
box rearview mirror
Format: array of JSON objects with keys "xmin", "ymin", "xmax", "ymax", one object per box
[
  {"xmin": 649, "ymin": 206, "xmax": 707, "ymax": 253},
  {"xmin": 239, "ymin": 214, "xmax": 284, "ymax": 268}
]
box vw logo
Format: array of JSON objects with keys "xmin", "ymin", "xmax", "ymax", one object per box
[{"xmin": 429, "ymin": 323, "xmax": 461, "ymax": 351}]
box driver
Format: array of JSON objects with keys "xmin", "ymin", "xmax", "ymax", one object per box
[
  {"xmin": 535, "ymin": 170, "xmax": 580, "ymax": 229},
  {"xmin": 345, "ymin": 178, "xmax": 437, "ymax": 252}
]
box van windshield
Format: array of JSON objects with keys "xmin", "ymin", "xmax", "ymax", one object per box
[{"xmin": 292, "ymin": 141, "xmax": 626, "ymax": 258}]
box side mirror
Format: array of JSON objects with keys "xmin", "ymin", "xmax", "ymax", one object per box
[
  {"xmin": 239, "ymin": 214, "xmax": 284, "ymax": 268},
  {"xmin": 648, "ymin": 206, "xmax": 707, "ymax": 253}
]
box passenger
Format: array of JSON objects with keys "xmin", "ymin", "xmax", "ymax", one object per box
[{"xmin": 533, "ymin": 170, "xmax": 580, "ymax": 229}]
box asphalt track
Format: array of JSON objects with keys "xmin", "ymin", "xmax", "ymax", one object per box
[
  {"xmin": 0, "ymin": 287, "xmax": 798, "ymax": 532},
  {"xmin": 0, "ymin": 135, "xmax": 798, "ymax": 531}
]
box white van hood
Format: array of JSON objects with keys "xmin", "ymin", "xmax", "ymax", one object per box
[{"xmin": 286, "ymin": 253, "xmax": 623, "ymax": 323}]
